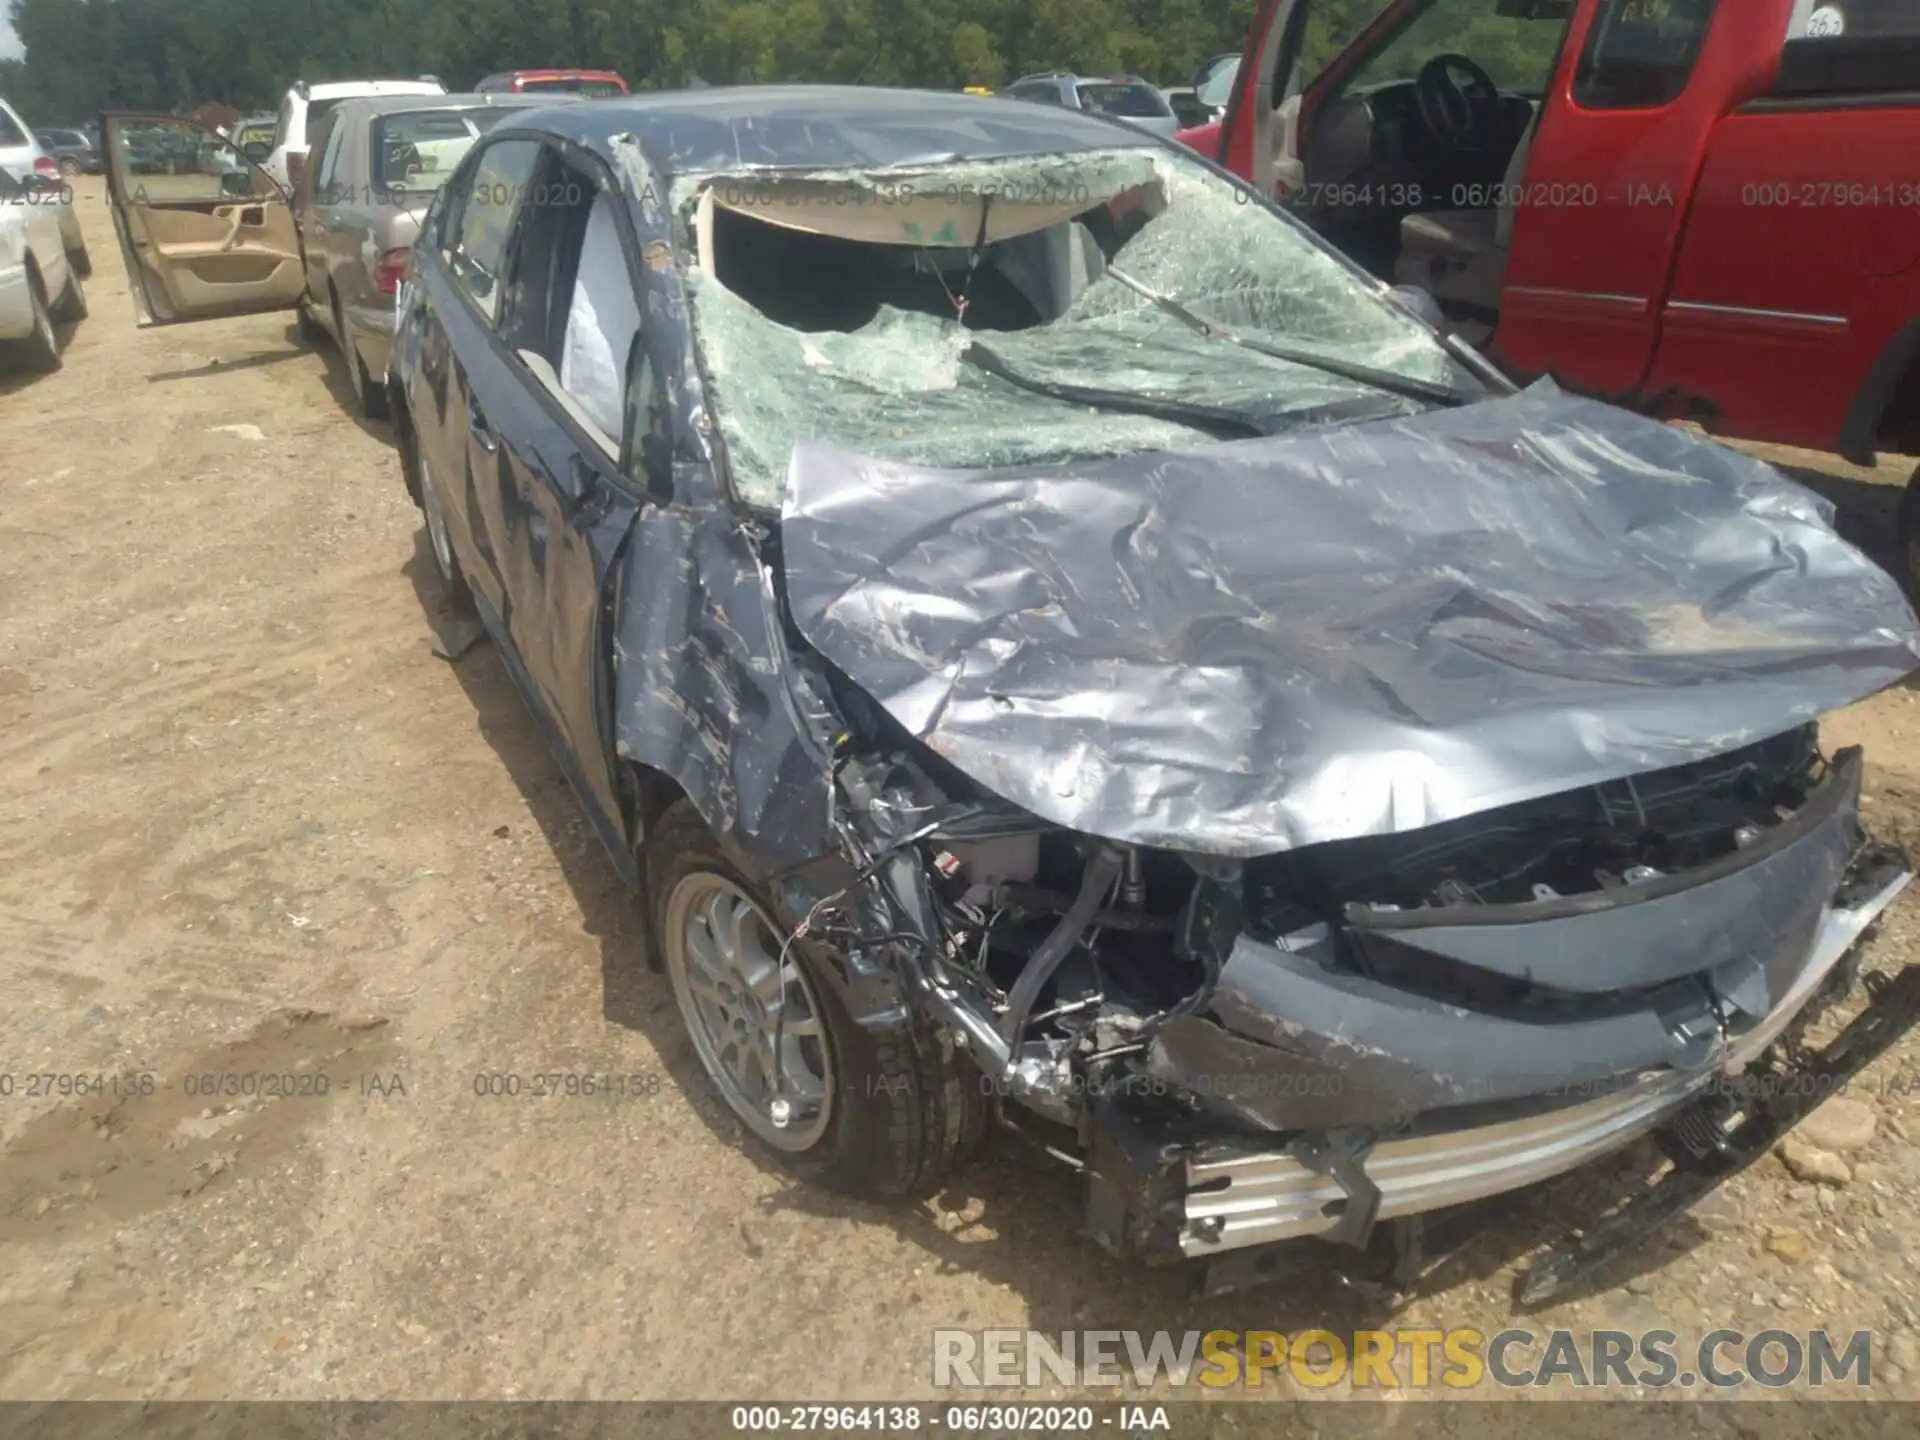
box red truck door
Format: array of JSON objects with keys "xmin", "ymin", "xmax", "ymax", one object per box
[
  {"xmin": 1214, "ymin": 0, "xmax": 1417, "ymax": 197},
  {"xmin": 1210, "ymin": 0, "xmax": 1735, "ymax": 392},
  {"xmin": 1495, "ymin": 0, "xmax": 1775, "ymax": 395},
  {"xmin": 1640, "ymin": 1, "xmax": 1920, "ymax": 456}
]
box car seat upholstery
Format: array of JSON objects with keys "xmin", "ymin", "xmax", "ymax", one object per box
[{"xmin": 1392, "ymin": 109, "xmax": 1538, "ymax": 314}]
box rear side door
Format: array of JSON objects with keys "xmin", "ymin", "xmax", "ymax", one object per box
[
  {"xmin": 1640, "ymin": 0, "xmax": 1920, "ymax": 455},
  {"xmin": 405, "ymin": 136, "xmax": 545, "ymax": 633},
  {"xmin": 458, "ymin": 141, "xmax": 646, "ymax": 853},
  {"xmin": 101, "ymin": 114, "xmax": 304, "ymax": 325},
  {"xmin": 299, "ymin": 110, "xmax": 350, "ymax": 310}
]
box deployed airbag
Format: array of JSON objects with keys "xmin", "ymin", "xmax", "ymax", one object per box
[{"xmin": 780, "ymin": 382, "xmax": 1920, "ymax": 855}]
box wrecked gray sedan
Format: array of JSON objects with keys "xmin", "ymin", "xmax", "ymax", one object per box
[{"xmin": 329, "ymin": 88, "xmax": 1920, "ymax": 1291}]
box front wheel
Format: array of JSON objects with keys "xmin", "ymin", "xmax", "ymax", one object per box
[
  {"xmin": 415, "ymin": 445, "xmax": 475, "ymax": 617},
  {"xmin": 9, "ymin": 269, "xmax": 61, "ymax": 374},
  {"xmin": 332, "ymin": 291, "xmax": 389, "ymax": 420},
  {"xmin": 650, "ymin": 800, "xmax": 985, "ymax": 1197}
]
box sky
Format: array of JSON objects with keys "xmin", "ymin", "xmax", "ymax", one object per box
[{"xmin": 1, "ymin": 16, "xmax": 20, "ymax": 61}]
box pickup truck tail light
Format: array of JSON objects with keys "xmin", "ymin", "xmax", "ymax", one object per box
[{"xmin": 376, "ymin": 247, "xmax": 411, "ymax": 295}]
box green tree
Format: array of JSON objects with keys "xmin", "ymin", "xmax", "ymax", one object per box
[{"xmin": 1, "ymin": 0, "xmax": 1266, "ymax": 122}]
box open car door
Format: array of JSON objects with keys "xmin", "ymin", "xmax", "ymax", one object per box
[
  {"xmin": 1214, "ymin": 0, "xmax": 1433, "ymax": 198},
  {"xmin": 101, "ymin": 113, "xmax": 305, "ymax": 326}
]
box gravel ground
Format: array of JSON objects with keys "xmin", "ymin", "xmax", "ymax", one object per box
[{"xmin": 3, "ymin": 184, "xmax": 1919, "ymax": 1405}]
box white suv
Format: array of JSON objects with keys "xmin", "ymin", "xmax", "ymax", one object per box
[
  {"xmin": 0, "ymin": 94, "xmax": 92, "ymax": 278},
  {"xmin": 0, "ymin": 165, "xmax": 84, "ymax": 373},
  {"xmin": 263, "ymin": 77, "xmax": 446, "ymax": 193}
]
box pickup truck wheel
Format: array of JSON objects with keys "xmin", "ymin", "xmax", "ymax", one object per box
[
  {"xmin": 294, "ymin": 298, "xmax": 325, "ymax": 343},
  {"xmin": 64, "ymin": 243, "xmax": 91, "ymax": 280},
  {"xmin": 651, "ymin": 800, "xmax": 985, "ymax": 1198},
  {"xmin": 415, "ymin": 445, "xmax": 476, "ymax": 617},
  {"xmin": 1900, "ymin": 465, "xmax": 1920, "ymax": 604},
  {"xmin": 11, "ymin": 269, "xmax": 61, "ymax": 374},
  {"xmin": 57, "ymin": 158, "xmax": 80, "ymax": 178}
]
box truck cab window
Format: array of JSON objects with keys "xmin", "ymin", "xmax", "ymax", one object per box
[
  {"xmin": 1573, "ymin": 0, "xmax": 1718, "ymax": 110},
  {"xmin": 1786, "ymin": 0, "xmax": 1920, "ymax": 39},
  {"xmin": 1341, "ymin": 0, "xmax": 1568, "ymax": 97}
]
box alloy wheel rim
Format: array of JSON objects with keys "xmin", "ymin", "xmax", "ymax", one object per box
[{"xmin": 664, "ymin": 872, "xmax": 834, "ymax": 1151}]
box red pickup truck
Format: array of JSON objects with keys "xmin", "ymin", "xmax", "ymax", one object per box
[{"xmin": 1184, "ymin": 0, "xmax": 1920, "ymax": 571}]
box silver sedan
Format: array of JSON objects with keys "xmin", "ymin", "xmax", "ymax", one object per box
[{"xmin": 294, "ymin": 92, "xmax": 573, "ymax": 417}]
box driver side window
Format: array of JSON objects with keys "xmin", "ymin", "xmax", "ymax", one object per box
[
  {"xmin": 1343, "ymin": 0, "xmax": 1572, "ymax": 95},
  {"xmin": 443, "ymin": 139, "xmax": 542, "ymax": 325},
  {"xmin": 1297, "ymin": 0, "xmax": 1402, "ymax": 83},
  {"xmin": 311, "ymin": 116, "xmax": 348, "ymax": 205},
  {"xmin": 1573, "ymin": 0, "xmax": 1718, "ymax": 109},
  {"xmin": 110, "ymin": 117, "xmax": 276, "ymax": 204}
]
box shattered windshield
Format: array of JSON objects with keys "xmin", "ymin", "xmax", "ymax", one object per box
[{"xmin": 679, "ymin": 146, "xmax": 1474, "ymax": 506}]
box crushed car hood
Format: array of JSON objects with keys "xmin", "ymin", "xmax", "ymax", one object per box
[{"xmin": 780, "ymin": 381, "xmax": 1920, "ymax": 856}]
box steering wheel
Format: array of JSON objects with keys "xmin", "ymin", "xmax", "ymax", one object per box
[{"xmin": 1414, "ymin": 53, "xmax": 1502, "ymax": 152}]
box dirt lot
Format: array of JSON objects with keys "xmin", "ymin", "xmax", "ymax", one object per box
[{"xmin": 5, "ymin": 183, "xmax": 1920, "ymax": 1403}]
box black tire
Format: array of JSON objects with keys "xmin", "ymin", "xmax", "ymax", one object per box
[
  {"xmin": 64, "ymin": 243, "xmax": 91, "ymax": 280},
  {"xmin": 350, "ymin": 344, "xmax": 390, "ymax": 420},
  {"xmin": 294, "ymin": 298, "xmax": 326, "ymax": 343},
  {"xmin": 57, "ymin": 157, "xmax": 80, "ymax": 178},
  {"xmin": 11, "ymin": 268, "xmax": 61, "ymax": 374},
  {"xmin": 410, "ymin": 432, "xmax": 476, "ymax": 617},
  {"xmin": 649, "ymin": 799, "xmax": 985, "ymax": 1198},
  {"xmin": 1901, "ymin": 464, "xmax": 1920, "ymax": 604},
  {"xmin": 55, "ymin": 267, "xmax": 87, "ymax": 323},
  {"xmin": 332, "ymin": 289, "xmax": 389, "ymax": 420}
]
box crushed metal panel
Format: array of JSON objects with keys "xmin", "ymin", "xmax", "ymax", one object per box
[
  {"xmin": 599, "ymin": 132, "xmax": 843, "ymax": 873},
  {"xmin": 781, "ymin": 381, "xmax": 1920, "ymax": 856}
]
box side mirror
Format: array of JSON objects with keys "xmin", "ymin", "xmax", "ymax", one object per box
[
  {"xmin": 220, "ymin": 170, "xmax": 254, "ymax": 199},
  {"xmin": 241, "ymin": 141, "xmax": 270, "ymax": 165}
]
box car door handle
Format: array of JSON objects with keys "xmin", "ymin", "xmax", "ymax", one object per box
[{"xmin": 468, "ymin": 398, "xmax": 498, "ymax": 452}]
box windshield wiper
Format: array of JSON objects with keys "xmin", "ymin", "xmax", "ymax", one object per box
[
  {"xmin": 960, "ymin": 341, "xmax": 1271, "ymax": 440},
  {"xmin": 1104, "ymin": 265, "xmax": 1477, "ymax": 409}
]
